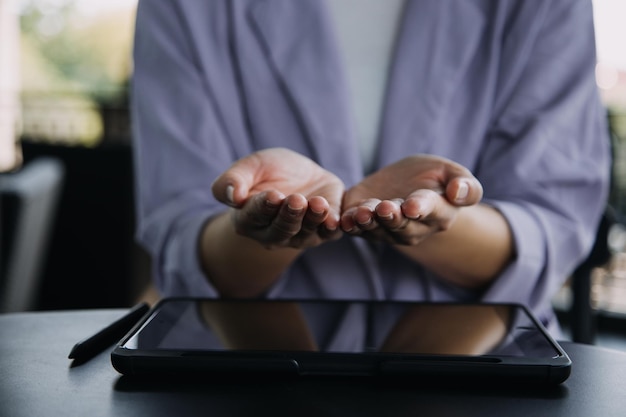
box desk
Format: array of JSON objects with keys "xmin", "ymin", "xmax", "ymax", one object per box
[{"xmin": 1, "ymin": 309, "xmax": 625, "ymax": 417}]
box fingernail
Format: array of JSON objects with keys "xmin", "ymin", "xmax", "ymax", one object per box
[
  {"xmin": 265, "ymin": 199, "xmax": 281, "ymax": 209},
  {"xmin": 455, "ymin": 181, "xmax": 469, "ymax": 202},
  {"xmin": 377, "ymin": 212, "xmax": 393, "ymax": 220},
  {"xmin": 226, "ymin": 185, "xmax": 235, "ymax": 205},
  {"xmin": 342, "ymin": 222, "xmax": 356, "ymax": 233},
  {"xmin": 287, "ymin": 203, "xmax": 304, "ymax": 214},
  {"xmin": 358, "ymin": 218, "xmax": 372, "ymax": 227}
]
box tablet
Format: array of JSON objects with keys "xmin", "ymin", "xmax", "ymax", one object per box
[{"xmin": 111, "ymin": 298, "xmax": 571, "ymax": 385}]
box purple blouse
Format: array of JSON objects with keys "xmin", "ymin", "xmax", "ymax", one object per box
[{"xmin": 131, "ymin": 0, "xmax": 610, "ymax": 334}]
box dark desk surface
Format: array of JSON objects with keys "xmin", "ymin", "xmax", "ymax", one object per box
[{"xmin": 1, "ymin": 309, "xmax": 625, "ymax": 417}]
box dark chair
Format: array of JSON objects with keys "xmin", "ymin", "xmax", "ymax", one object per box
[
  {"xmin": 569, "ymin": 207, "xmax": 621, "ymax": 344},
  {"xmin": 20, "ymin": 141, "xmax": 145, "ymax": 310},
  {"xmin": 0, "ymin": 158, "xmax": 64, "ymax": 312}
]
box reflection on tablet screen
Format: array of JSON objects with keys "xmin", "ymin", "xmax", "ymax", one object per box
[{"xmin": 122, "ymin": 300, "xmax": 561, "ymax": 359}]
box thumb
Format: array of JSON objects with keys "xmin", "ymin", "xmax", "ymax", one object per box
[
  {"xmin": 445, "ymin": 176, "xmax": 483, "ymax": 207},
  {"xmin": 211, "ymin": 156, "xmax": 261, "ymax": 207},
  {"xmin": 211, "ymin": 173, "xmax": 248, "ymax": 208}
]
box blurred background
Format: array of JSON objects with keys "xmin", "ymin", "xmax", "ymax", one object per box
[
  {"xmin": 0, "ymin": 0, "xmax": 625, "ymax": 346},
  {"xmin": 1, "ymin": 0, "xmax": 142, "ymax": 313}
]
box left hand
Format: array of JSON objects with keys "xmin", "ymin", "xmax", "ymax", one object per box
[{"xmin": 341, "ymin": 154, "xmax": 483, "ymax": 245}]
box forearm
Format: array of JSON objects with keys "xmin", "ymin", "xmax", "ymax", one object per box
[
  {"xmin": 199, "ymin": 211, "xmax": 302, "ymax": 298},
  {"xmin": 396, "ymin": 204, "xmax": 514, "ymax": 289}
]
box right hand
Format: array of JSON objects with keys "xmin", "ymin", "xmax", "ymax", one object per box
[{"xmin": 211, "ymin": 148, "xmax": 345, "ymax": 249}]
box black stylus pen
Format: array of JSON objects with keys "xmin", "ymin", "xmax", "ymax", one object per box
[{"xmin": 68, "ymin": 302, "xmax": 150, "ymax": 362}]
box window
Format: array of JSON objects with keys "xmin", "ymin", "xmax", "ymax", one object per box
[{"xmin": 18, "ymin": 0, "xmax": 136, "ymax": 146}]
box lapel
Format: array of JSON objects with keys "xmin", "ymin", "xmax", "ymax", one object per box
[
  {"xmin": 248, "ymin": 0, "xmax": 486, "ymax": 177},
  {"xmin": 249, "ymin": 0, "xmax": 362, "ymax": 184},
  {"xmin": 378, "ymin": 0, "xmax": 487, "ymax": 166}
]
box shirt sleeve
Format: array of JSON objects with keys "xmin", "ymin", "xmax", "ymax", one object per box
[
  {"xmin": 131, "ymin": 0, "xmax": 242, "ymax": 297},
  {"xmin": 477, "ymin": 0, "xmax": 611, "ymax": 319}
]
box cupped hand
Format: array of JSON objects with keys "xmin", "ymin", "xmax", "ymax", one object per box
[
  {"xmin": 341, "ymin": 154, "xmax": 483, "ymax": 245},
  {"xmin": 211, "ymin": 148, "xmax": 345, "ymax": 249}
]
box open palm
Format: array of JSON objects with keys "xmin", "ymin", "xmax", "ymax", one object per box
[
  {"xmin": 212, "ymin": 148, "xmax": 345, "ymax": 248},
  {"xmin": 342, "ymin": 154, "xmax": 483, "ymax": 245}
]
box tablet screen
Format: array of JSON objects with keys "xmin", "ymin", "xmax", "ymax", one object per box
[{"xmin": 120, "ymin": 299, "xmax": 562, "ymax": 359}]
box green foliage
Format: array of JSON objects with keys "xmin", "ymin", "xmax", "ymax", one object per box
[{"xmin": 19, "ymin": 0, "xmax": 133, "ymax": 104}]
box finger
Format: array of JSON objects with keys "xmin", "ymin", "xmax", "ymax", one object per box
[
  {"xmin": 265, "ymin": 193, "xmax": 308, "ymax": 242},
  {"xmin": 322, "ymin": 209, "xmax": 341, "ymax": 234},
  {"xmin": 322, "ymin": 191, "xmax": 344, "ymax": 232},
  {"xmin": 303, "ymin": 196, "xmax": 343, "ymax": 241},
  {"xmin": 374, "ymin": 200, "xmax": 408, "ymax": 231},
  {"xmin": 233, "ymin": 190, "xmax": 285, "ymax": 232},
  {"xmin": 318, "ymin": 223, "xmax": 343, "ymax": 241},
  {"xmin": 445, "ymin": 177, "xmax": 483, "ymax": 206},
  {"xmin": 340, "ymin": 206, "xmax": 360, "ymax": 234},
  {"xmin": 211, "ymin": 154, "xmax": 264, "ymax": 207},
  {"xmin": 301, "ymin": 196, "xmax": 329, "ymax": 232},
  {"xmin": 211, "ymin": 172, "xmax": 252, "ymax": 208},
  {"xmin": 401, "ymin": 189, "xmax": 439, "ymax": 220},
  {"xmin": 306, "ymin": 195, "xmax": 342, "ymax": 236},
  {"xmin": 353, "ymin": 199, "xmax": 381, "ymax": 231},
  {"xmin": 403, "ymin": 189, "xmax": 457, "ymax": 231}
]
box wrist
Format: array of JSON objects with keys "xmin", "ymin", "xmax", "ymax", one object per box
[{"xmin": 200, "ymin": 211, "xmax": 301, "ymax": 297}]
